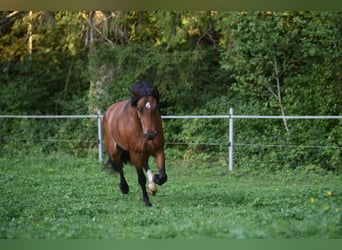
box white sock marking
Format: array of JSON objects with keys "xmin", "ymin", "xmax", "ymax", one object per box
[
  {"xmin": 147, "ymin": 169, "xmax": 154, "ymax": 183},
  {"xmin": 146, "ymin": 169, "xmax": 157, "ymax": 194}
]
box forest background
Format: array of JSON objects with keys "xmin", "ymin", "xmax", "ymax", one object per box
[{"xmin": 0, "ymin": 11, "xmax": 341, "ymax": 172}]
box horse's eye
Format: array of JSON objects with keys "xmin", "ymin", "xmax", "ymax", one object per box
[{"xmin": 137, "ymin": 106, "xmax": 143, "ymax": 112}]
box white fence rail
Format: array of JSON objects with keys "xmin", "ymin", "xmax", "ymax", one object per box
[
  {"xmin": 162, "ymin": 108, "xmax": 342, "ymax": 171},
  {"xmin": 0, "ymin": 111, "xmax": 103, "ymax": 163},
  {"xmin": 1, "ymin": 108, "xmax": 341, "ymax": 171}
]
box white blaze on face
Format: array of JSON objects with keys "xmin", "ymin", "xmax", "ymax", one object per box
[
  {"xmin": 147, "ymin": 169, "xmax": 157, "ymax": 195},
  {"xmin": 145, "ymin": 102, "xmax": 151, "ymax": 109}
]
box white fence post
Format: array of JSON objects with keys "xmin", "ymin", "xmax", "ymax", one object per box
[
  {"xmin": 229, "ymin": 107, "xmax": 234, "ymax": 171},
  {"xmin": 97, "ymin": 110, "xmax": 103, "ymax": 163}
]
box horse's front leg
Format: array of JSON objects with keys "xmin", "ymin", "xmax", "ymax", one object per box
[
  {"xmin": 131, "ymin": 153, "xmax": 152, "ymax": 207},
  {"xmin": 153, "ymin": 150, "xmax": 167, "ymax": 186},
  {"xmin": 142, "ymin": 157, "xmax": 157, "ymax": 196}
]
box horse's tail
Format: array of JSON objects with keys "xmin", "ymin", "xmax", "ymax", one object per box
[
  {"xmin": 102, "ymin": 158, "xmax": 118, "ymax": 174},
  {"xmin": 102, "ymin": 150, "xmax": 131, "ymax": 174}
]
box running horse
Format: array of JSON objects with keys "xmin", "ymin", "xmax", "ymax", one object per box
[{"xmin": 102, "ymin": 82, "xmax": 167, "ymax": 206}]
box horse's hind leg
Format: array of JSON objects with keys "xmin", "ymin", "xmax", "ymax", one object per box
[
  {"xmin": 108, "ymin": 158, "xmax": 129, "ymax": 194},
  {"xmin": 108, "ymin": 144, "xmax": 129, "ymax": 194},
  {"xmin": 116, "ymin": 161, "xmax": 129, "ymax": 194}
]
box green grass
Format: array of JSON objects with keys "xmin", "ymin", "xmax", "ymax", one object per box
[{"xmin": 0, "ymin": 155, "xmax": 341, "ymax": 239}]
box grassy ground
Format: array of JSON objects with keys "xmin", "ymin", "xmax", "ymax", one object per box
[{"xmin": 0, "ymin": 155, "xmax": 341, "ymax": 239}]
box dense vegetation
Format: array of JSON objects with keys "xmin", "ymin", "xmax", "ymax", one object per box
[{"xmin": 0, "ymin": 11, "xmax": 341, "ymax": 172}]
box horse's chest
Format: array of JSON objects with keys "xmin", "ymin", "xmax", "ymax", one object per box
[{"xmin": 135, "ymin": 140, "xmax": 158, "ymax": 154}]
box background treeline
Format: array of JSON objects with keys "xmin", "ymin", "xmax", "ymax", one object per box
[{"xmin": 0, "ymin": 11, "xmax": 341, "ymax": 172}]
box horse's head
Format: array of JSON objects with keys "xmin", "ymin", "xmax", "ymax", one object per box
[{"xmin": 130, "ymin": 83, "xmax": 161, "ymax": 141}]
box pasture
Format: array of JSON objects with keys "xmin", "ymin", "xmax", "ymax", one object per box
[{"xmin": 0, "ymin": 155, "xmax": 341, "ymax": 239}]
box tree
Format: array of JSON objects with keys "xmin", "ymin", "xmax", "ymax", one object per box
[
  {"xmin": 219, "ymin": 11, "xmax": 341, "ymax": 124},
  {"xmin": 0, "ymin": 11, "xmax": 88, "ymax": 115},
  {"xmin": 219, "ymin": 11, "xmax": 342, "ymax": 170}
]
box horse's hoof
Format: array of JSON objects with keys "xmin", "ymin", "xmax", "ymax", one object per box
[
  {"xmin": 148, "ymin": 183, "xmax": 157, "ymax": 196},
  {"xmin": 144, "ymin": 201, "xmax": 153, "ymax": 207},
  {"xmin": 143, "ymin": 197, "xmax": 153, "ymax": 207},
  {"xmin": 153, "ymin": 173, "xmax": 167, "ymax": 186},
  {"xmin": 119, "ymin": 183, "xmax": 129, "ymax": 194}
]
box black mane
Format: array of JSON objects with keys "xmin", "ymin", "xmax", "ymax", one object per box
[{"xmin": 130, "ymin": 81, "xmax": 160, "ymax": 106}]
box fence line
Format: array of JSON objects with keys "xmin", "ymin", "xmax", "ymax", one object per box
[
  {"xmin": 3, "ymin": 136, "xmax": 339, "ymax": 149},
  {"xmin": 1, "ymin": 109, "xmax": 341, "ymax": 170},
  {"xmin": 0, "ymin": 111, "xmax": 104, "ymax": 163},
  {"xmin": 0, "ymin": 115, "xmax": 98, "ymax": 119},
  {"xmin": 0, "ymin": 137, "xmax": 95, "ymax": 143},
  {"xmin": 232, "ymin": 115, "xmax": 341, "ymax": 119},
  {"xmin": 161, "ymin": 115, "xmax": 342, "ymax": 119},
  {"xmin": 161, "ymin": 115, "xmax": 230, "ymax": 119},
  {"xmin": 234, "ymin": 143, "xmax": 341, "ymax": 149},
  {"xmin": 3, "ymin": 115, "xmax": 340, "ymax": 119}
]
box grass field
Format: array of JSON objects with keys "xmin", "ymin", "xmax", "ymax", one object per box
[{"xmin": 0, "ymin": 155, "xmax": 341, "ymax": 239}]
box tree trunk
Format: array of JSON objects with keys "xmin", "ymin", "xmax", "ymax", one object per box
[
  {"xmin": 273, "ymin": 55, "xmax": 289, "ymax": 133},
  {"xmin": 28, "ymin": 11, "xmax": 33, "ymax": 57}
]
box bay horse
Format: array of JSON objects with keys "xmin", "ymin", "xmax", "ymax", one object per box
[{"xmin": 102, "ymin": 82, "xmax": 167, "ymax": 207}]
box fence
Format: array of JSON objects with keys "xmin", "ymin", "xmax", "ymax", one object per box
[
  {"xmin": 1, "ymin": 108, "xmax": 341, "ymax": 171},
  {"xmin": 162, "ymin": 108, "xmax": 342, "ymax": 171},
  {"xmin": 0, "ymin": 112, "xmax": 102, "ymax": 162}
]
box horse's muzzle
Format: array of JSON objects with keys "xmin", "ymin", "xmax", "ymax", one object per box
[{"xmin": 144, "ymin": 131, "xmax": 157, "ymax": 140}]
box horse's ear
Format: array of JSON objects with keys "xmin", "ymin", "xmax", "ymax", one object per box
[
  {"xmin": 129, "ymin": 88, "xmax": 141, "ymax": 106},
  {"xmin": 152, "ymin": 86, "xmax": 160, "ymax": 103}
]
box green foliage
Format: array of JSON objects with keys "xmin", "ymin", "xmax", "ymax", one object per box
[
  {"xmin": 0, "ymin": 118, "xmax": 98, "ymax": 159},
  {"xmin": 0, "ymin": 11, "xmax": 341, "ymax": 172},
  {"xmin": 218, "ymin": 11, "xmax": 341, "ymax": 172},
  {"xmin": 86, "ymin": 43, "xmax": 213, "ymax": 114},
  {"xmin": 0, "ymin": 156, "xmax": 341, "ymax": 238},
  {"xmin": 219, "ymin": 11, "xmax": 341, "ymax": 115}
]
